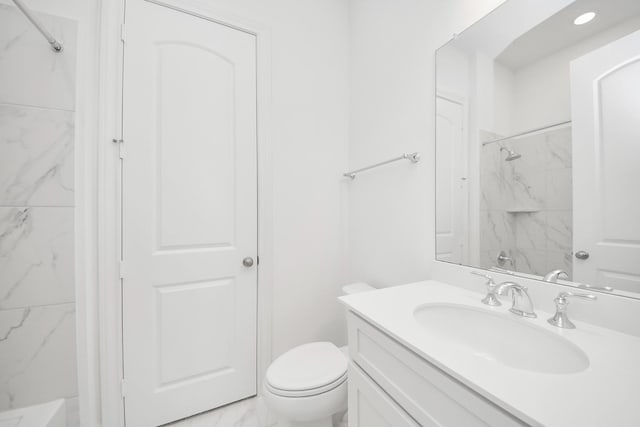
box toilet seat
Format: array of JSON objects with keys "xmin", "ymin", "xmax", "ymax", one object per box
[
  {"xmin": 265, "ymin": 342, "xmax": 348, "ymax": 398},
  {"xmin": 266, "ymin": 371, "xmax": 347, "ymax": 397}
]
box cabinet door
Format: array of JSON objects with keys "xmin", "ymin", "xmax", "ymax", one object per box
[
  {"xmin": 348, "ymin": 313, "xmax": 527, "ymax": 426},
  {"xmin": 349, "ymin": 363, "xmax": 420, "ymax": 427}
]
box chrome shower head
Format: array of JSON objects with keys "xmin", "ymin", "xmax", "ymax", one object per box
[{"xmin": 500, "ymin": 147, "xmax": 521, "ymax": 161}]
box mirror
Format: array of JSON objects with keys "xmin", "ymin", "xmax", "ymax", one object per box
[{"xmin": 435, "ymin": 0, "xmax": 640, "ymax": 297}]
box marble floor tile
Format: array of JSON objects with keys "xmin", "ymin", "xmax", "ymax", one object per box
[{"xmin": 165, "ymin": 397, "xmax": 271, "ymax": 427}]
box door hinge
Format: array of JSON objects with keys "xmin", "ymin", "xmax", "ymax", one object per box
[
  {"xmin": 121, "ymin": 378, "xmax": 127, "ymax": 398},
  {"xmin": 257, "ymin": 256, "xmax": 260, "ymax": 265},
  {"xmin": 119, "ymin": 260, "xmax": 125, "ymax": 279},
  {"xmin": 120, "ymin": 23, "xmax": 126, "ymax": 43},
  {"xmin": 112, "ymin": 138, "xmax": 124, "ymax": 159}
]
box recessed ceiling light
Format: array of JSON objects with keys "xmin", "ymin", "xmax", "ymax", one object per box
[{"xmin": 574, "ymin": 12, "xmax": 596, "ymax": 25}]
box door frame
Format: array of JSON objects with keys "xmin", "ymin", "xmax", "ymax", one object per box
[{"xmin": 91, "ymin": 1, "xmax": 274, "ymax": 425}]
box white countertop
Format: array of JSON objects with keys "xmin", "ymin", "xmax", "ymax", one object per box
[{"xmin": 339, "ymin": 280, "xmax": 640, "ymax": 427}]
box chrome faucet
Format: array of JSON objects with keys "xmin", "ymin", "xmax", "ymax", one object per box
[
  {"xmin": 470, "ymin": 271, "xmax": 501, "ymax": 306},
  {"xmin": 543, "ymin": 269, "xmax": 569, "ymax": 283},
  {"xmin": 548, "ymin": 291, "xmax": 597, "ymax": 329},
  {"xmin": 495, "ymin": 281, "xmax": 537, "ymax": 318}
]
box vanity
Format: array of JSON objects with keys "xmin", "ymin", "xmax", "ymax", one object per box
[
  {"xmin": 340, "ymin": 280, "xmax": 640, "ymax": 426},
  {"xmin": 340, "ymin": 0, "xmax": 640, "ymax": 424}
]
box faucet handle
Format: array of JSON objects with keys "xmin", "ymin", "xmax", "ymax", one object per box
[
  {"xmin": 548, "ymin": 292, "xmax": 597, "ymax": 329},
  {"xmin": 578, "ymin": 283, "xmax": 614, "ymax": 293},
  {"xmin": 558, "ymin": 291, "xmax": 597, "ymax": 302},
  {"xmin": 470, "ymin": 271, "xmax": 495, "ymax": 283},
  {"xmin": 470, "ymin": 271, "xmax": 501, "ymax": 306}
]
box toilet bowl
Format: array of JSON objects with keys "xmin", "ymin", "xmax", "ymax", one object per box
[{"xmin": 262, "ymin": 282, "xmax": 375, "ymax": 427}]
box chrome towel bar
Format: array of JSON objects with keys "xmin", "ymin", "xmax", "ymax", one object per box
[{"xmin": 343, "ymin": 152, "xmax": 420, "ymax": 180}]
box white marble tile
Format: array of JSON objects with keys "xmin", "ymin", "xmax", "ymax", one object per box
[
  {"xmin": 513, "ymin": 212, "xmax": 546, "ymax": 250},
  {"xmin": 0, "ymin": 5, "xmax": 77, "ymax": 111},
  {"xmin": 0, "ymin": 105, "xmax": 74, "ymax": 206},
  {"xmin": 165, "ymin": 397, "xmax": 267, "ymax": 427},
  {"xmin": 480, "ymin": 169, "xmax": 510, "ymax": 211},
  {"xmin": 0, "ymin": 207, "xmax": 74, "ymax": 309},
  {"xmin": 545, "ymin": 127, "xmax": 572, "ymax": 170},
  {"xmin": 479, "ymin": 210, "xmax": 515, "ymax": 251},
  {"xmin": 547, "ymin": 210, "xmax": 572, "ymax": 252},
  {"xmin": 505, "ymin": 168, "xmax": 545, "ymax": 211},
  {"xmin": 512, "ymin": 248, "xmax": 547, "ymax": 277},
  {"xmin": 0, "ymin": 303, "xmax": 77, "ymax": 411},
  {"xmin": 546, "ymin": 168, "xmax": 572, "ymax": 211}
]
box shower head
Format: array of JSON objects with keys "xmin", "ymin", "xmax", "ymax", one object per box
[{"xmin": 500, "ymin": 147, "xmax": 521, "ymax": 161}]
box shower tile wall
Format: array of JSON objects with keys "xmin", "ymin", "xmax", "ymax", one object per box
[
  {"xmin": 479, "ymin": 127, "xmax": 573, "ymax": 277},
  {"xmin": 0, "ymin": 5, "xmax": 78, "ymax": 411}
]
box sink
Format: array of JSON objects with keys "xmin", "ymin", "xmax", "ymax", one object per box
[{"xmin": 413, "ymin": 303, "xmax": 589, "ymax": 374}]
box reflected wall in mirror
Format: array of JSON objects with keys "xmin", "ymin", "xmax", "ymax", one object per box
[{"xmin": 435, "ymin": 0, "xmax": 640, "ymax": 297}]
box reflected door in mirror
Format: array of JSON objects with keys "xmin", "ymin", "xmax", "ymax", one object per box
[{"xmin": 571, "ymin": 29, "xmax": 640, "ymax": 293}]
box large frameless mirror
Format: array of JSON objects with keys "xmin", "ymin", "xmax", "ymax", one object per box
[{"xmin": 435, "ymin": 0, "xmax": 640, "ymax": 298}]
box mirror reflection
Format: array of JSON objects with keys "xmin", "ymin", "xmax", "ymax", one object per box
[{"xmin": 435, "ymin": 0, "xmax": 640, "ymax": 296}]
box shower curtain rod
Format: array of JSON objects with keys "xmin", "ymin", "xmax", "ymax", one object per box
[
  {"xmin": 11, "ymin": 0, "xmax": 63, "ymax": 52},
  {"xmin": 481, "ymin": 120, "xmax": 571, "ymax": 146}
]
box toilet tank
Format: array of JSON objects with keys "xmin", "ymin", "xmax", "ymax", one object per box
[{"xmin": 341, "ymin": 282, "xmax": 375, "ymax": 295}]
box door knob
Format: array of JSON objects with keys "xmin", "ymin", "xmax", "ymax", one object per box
[
  {"xmin": 242, "ymin": 257, "xmax": 254, "ymax": 267},
  {"xmin": 575, "ymin": 251, "xmax": 589, "ymax": 260}
]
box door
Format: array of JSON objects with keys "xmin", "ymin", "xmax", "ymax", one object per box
[
  {"xmin": 121, "ymin": 1, "xmax": 258, "ymax": 425},
  {"xmin": 436, "ymin": 95, "xmax": 468, "ymax": 264},
  {"xmin": 570, "ymin": 29, "xmax": 640, "ymax": 292}
]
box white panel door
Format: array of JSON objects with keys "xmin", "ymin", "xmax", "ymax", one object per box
[
  {"xmin": 121, "ymin": 1, "xmax": 257, "ymax": 425},
  {"xmin": 436, "ymin": 96, "xmax": 467, "ymax": 264},
  {"xmin": 570, "ymin": 29, "xmax": 640, "ymax": 292}
]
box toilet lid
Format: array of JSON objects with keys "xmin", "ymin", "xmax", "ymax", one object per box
[{"xmin": 266, "ymin": 342, "xmax": 348, "ymax": 393}]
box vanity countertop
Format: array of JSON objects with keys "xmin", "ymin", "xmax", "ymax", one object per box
[{"xmin": 339, "ymin": 280, "xmax": 640, "ymax": 427}]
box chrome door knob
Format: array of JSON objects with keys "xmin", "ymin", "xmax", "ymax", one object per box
[
  {"xmin": 575, "ymin": 251, "xmax": 590, "ymax": 260},
  {"xmin": 242, "ymin": 257, "xmax": 254, "ymax": 267}
]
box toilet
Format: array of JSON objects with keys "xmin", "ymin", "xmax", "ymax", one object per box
[{"xmin": 262, "ymin": 282, "xmax": 375, "ymax": 427}]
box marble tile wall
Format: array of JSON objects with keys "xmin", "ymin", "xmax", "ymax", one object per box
[
  {"xmin": 479, "ymin": 127, "xmax": 573, "ymax": 278},
  {"xmin": 0, "ymin": 4, "xmax": 78, "ymax": 413}
]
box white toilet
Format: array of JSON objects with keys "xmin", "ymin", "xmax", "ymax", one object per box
[{"xmin": 262, "ymin": 282, "xmax": 375, "ymax": 427}]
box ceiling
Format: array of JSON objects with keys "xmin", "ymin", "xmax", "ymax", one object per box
[{"xmin": 496, "ymin": 0, "xmax": 640, "ymax": 69}]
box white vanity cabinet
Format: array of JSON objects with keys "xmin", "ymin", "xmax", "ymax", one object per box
[{"xmin": 347, "ymin": 312, "xmax": 527, "ymax": 427}]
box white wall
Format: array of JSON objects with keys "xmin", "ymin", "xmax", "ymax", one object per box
[
  {"xmin": 348, "ymin": 0, "xmax": 508, "ymax": 288},
  {"xmin": 200, "ymin": 0, "xmax": 350, "ymax": 356}
]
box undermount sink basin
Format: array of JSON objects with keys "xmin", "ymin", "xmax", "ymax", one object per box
[{"xmin": 413, "ymin": 303, "xmax": 589, "ymax": 374}]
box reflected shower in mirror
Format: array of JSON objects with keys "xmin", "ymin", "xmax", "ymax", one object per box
[{"xmin": 435, "ymin": 0, "xmax": 640, "ymax": 297}]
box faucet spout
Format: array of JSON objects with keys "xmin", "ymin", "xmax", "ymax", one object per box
[
  {"xmin": 495, "ymin": 282, "xmax": 537, "ymax": 318},
  {"xmin": 543, "ymin": 269, "xmax": 569, "ymax": 283}
]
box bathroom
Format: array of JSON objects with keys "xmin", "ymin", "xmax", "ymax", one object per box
[{"xmin": 1, "ymin": 0, "xmax": 639, "ymax": 425}]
